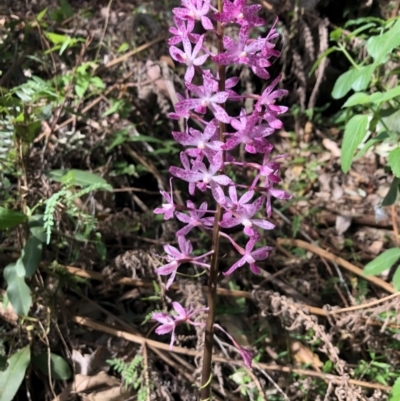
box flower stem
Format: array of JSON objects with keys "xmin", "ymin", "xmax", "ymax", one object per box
[{"xmin": 200, "ymin": 0, "xmax": 225, "ymax": 399}]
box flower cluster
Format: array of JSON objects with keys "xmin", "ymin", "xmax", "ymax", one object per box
[{"xmin": 152, "ymin": 0, "xmax": 290, "ymax": 369}]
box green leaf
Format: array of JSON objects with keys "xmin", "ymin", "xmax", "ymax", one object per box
[
  {"xmin": 389, "ymin": 147, "xmax": 400, "ymax": 177},
  {"xmin": 372, "ymin": 85, "xmax": 400, "ymax": 104},
  {"xmin": 382, "ymin": 177, "xmax": 400, "ymax": 206},
  {"xmin": 364, "ymin": 248, "xmax": 400, "ymax": 276},
  {"xmin": 354, "ymin": 131, "xmax": 390, "ymax": 160},
  {"xmin": 342, "ymin": 92, "xmax": 371, "ymax": 108},
  {"xmin": 129, "ymin": 135, "xmax": 164, "ymax": 144},
  {"xmin": 75, "ymin": 79, "xmax": 89, "ymax": 98},
  {"xmin": 36, "ymin": 8, "xmax": 48, "ymax": 21},
  {"xmin": 332, "ymin": 69, "xmax": 358, "ymax": 99},
  {"xmin": 0, "ymin": 346, "xmax": 31, "ymax": 401},
  {"xmin": 44, "ymin": 32, "xmax": 69, "ymax": 45},
  {"xmin": 330, "ymin": 28, "xmax": 342, "ymax": 42},
  {"xmin": 309, "ymin": 47, "xmax": 337, "ymax": 76},
  {"xmin": 29, "ymin": 215, "xmax": 47, "ymax": 243},
  {"xmin": 351, "ymin": 64, "xmax": 375, "ymax": 92},
  {"xmin": 379, "ymin": 108, "xmax": 400, "ymax": 133},
  {"xmin": 392, "ymin": 267, "xmax": 400, "ymax": 291},
  {"xmin": 59, "ymin": 36, "xmax": 71, "ymax": 55},
  {"xmin": 59, "ymin": 0, "xmax": 73, "ymax": 18},
  {"xmin": 4, "ymin": 264, "xmax": 32, "ymax": 316},
  {"xmin": 390, "ymin": 377, "xmax": 400, "ymax": 401},
  {"xmin": 367, "ymin": 19, "xmax": 400, "ymax": 64},
  {"xmin": 341, "ymin": 114, "xmax": 370, "ymax": 173},
  {"xmin": 90, "ymin": 76, "xmax": 105, "ymax": 90},
  {"xmin": 32, "ymin": 352, "xmax": 72, "ymax": 380},
  {"xmin": 0, "ymin": 208, "xmax": 27, "ymax": 230},
  {"xmin": 21, "ymin": 236, "xmax": 42, "ymax": 278},
  {"xmin": 46, "ymin": 169, "xmax": 113, "ymax": 191},
  {"xmin": 102, "ymin": 99, "xmax": 125, "ymax": 118}
]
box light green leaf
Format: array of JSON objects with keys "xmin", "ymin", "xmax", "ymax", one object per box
[
  {"xmin": 373, "ymin": 85, "xmax": 400, "ymax": 104},
  {"xmin": 332, "ymin": 69, "xmax": 358, "ymax": 99},
  {"xmin": 354, "ymin": 132, "xmax": 390, "ymax": 160},
  {"xmin": 392, "ymin": 267, "xmax": 400, "ymax": 291},
  {"xmin": 364, "ymin": 248, "xmax": 400, "ymax": 276},
  {"xmin": 342, "ymin": 93, "xmax": 371, "ymax": 108},
  {"xmin": 128, "ymin": 135, "xmax": 164, "ymax": 144},
  {"xmin": 367, "ymin": 19, "xmax": 400, "ymax": 64},
  {"xmin": 4, "ymin": 264, "xmax": 32, "ymax": 316},
  {"xmin": 90, "ymin": 76, "xmax": 105, "ymax": 90},
  {"xmin": 0, "ymin": 208, "xmax": 27, "ymax": 230},
  {"xmin": 36, "ymin": 8, "xmax": 48, "ymax": 21},
  {"xmin": 46, "ymin": 169, "xmax": 113, "ymax": 191},
  {"xmin": 341, "ymin": 114, "xmax": 369, "ymax": 173},
  {"xmin": 369, "ymin": 92, "xmax": 384, "ymax": 103},
  {"xmin": 44, "ymin": 32, "xmax": 69, "ymax": 45},
  {"xmin": 75, "ymin": 79, "xmax": 89, "ymax": 98},
  {"xmin": 14, "ymin": 259, "xmax": 25, "ymax": 277},
  {"xmin": 390, "ymin": 377, "xmax": 400, "ymax": 401},
  {"xmin": 351, "ymin": 64, "xmax": 375, "ymax": 92},
  {"xmin": 59, "ymin": 36, "xmax": 71, "ymax": 55},
  {"xmin": 382, "ymin": 177, "xmax": 400, "ymax": 206},
  {"xmin": 102, "ymin": 99, "xmax": 125, "ymax": 118},
  {"xmin": 21, "ymin": 236, "xmax": 42, "ymax": 278},
  {"xmin": 389, "ymin": 147, "xmax": 400, "ymax": 177},
  {"xmin": 379, "ymin": 108, "xmax": 400, "ymax": 133},
  {"xmin": 32, "ymin": 352, "xmax": 72, "ymax": 380},
  {"xmin": 0, "ymin": 346, "xmax": 31, "ymax": 401}
]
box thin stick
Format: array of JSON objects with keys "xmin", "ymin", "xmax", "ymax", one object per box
[
  {"xmin": 277, "ymin": 239, "xmax": 395, "ymax": 294},
  {"xmin": 330, "ymin": 292, "xmax": 400, "ymax": 314},
  {"xmin": 44, "ymin": 263, "xmax": 400, "ymax": 319},
  {"xmin": 71, "ymin": 315, "xmax": 391, "ymax": 392},
  {"xmin": 46, "ymin": 263, "xmax": 328, "ymax": 316},
  {"xmin": 200, "ymin": 2, "xmax": 226, "ymax": 398},
  {"xmin": 100, "ymin": 35, "xmax": 168, "ymax": 71}
]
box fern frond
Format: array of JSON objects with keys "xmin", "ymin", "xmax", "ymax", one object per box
[
  {"xmin": 141, "ymin": 309, "xmax": 162, "ymax": 326},
  {"xmin": 43, "ymin": 188, "xmax": 68, "ymax": 244}
]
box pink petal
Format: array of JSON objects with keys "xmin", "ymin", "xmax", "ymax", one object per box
[
  {"xmin": 157, "ymin": 261, "xmax": 179, "ymax": 275},
  {"xmin": 252, "ymin": 219, "xmax": 275, "ymax": 230},
  {"xmin": 155, "ymin": 323, "xmax": 174, "ymax": 335},
  {"xmin": 211, "ymin": 104, "xmax": 231, "ymax": 123},
  {"xmin": 172, "ymin": 301, "xmax": 187, "ymax": 318}
]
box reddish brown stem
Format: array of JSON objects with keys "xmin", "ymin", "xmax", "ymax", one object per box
[{"xmin": 200, "ymin": 0, "xmax": 225, "ymax": 399}]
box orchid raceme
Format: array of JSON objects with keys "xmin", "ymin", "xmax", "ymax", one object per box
[{"xmin": 152, "ymin": 0, "xmax": 290, "ymax": 380}]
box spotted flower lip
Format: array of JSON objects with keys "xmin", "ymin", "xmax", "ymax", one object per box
[
  {"xmin": 213, "ymin": 0, "xmax": 264, "ymax": 27},
  {"xmin": 172, "ymin": 120, "xmax": 223, "ymax": 158},
  {"xmin": 176, "ymin": 71, "xmax": 231, "ymax": 123},
  {"xmin": 173, "ymin": 0, "xmax": 214, "ymax": 30},
  {"xmin": 219, "ymin": 195, "xmax": 275, "ymax": 236},
  {"xmin": 169, "ymin": 34, "xmax": 209, "ymax": 83},
  {"xmin": 168, "ymin": 17, "xmax": 195, "ymax": 45}
]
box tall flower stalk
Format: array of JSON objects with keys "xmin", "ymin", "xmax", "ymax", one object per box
[{"xmin": 153, "ymin": 0, "xmax": 290, "ymax": 398}]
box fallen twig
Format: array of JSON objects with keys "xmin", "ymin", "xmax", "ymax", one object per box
[
  {"xmin": 277, "ymin": 238, "xmax": 395, "ymax": 294},
  {"xmin": 54, "ymin": 263, "xmax": 327, "ymax": 316},
  {"xmin": 71, "ymin": 315, "xmax": 391, "ymax": 393}
]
